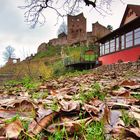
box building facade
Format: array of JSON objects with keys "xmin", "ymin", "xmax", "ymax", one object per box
[{"xmin": 98, "ymin": 4, "xmax": 140, "ymax": 65}]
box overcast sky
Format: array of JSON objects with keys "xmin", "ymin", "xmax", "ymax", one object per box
[{"xmin": 0, "ymin": 0, "xmax": 140, "ymax": 66}]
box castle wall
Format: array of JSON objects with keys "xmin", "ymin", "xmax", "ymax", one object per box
[
  {"xmin": 67, "ymin": 13, "xmax": 87, "ymax": 45},
  {"xmin": 38, "ymin": 13, "xmax": 110, "ymax": 51},
  {"xmin": 92, "ymin": 22, "xmax": 111, "ymax": 39},
  {"xmin": 49, "ymin": 36, "xmax": 67, "ymax": 46}
]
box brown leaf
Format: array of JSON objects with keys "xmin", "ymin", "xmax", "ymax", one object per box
[
  {"xmin": 12, "ymin": 100, "xmax": 37, "ymax": 118},
  {"xmin": 120, "ymin": 80, "xmax": 138, "ymax": 86},
  {"xmin": 111, "ymin": 87, "xmax": 130, "ymax": 97},
  {"xmin": 37, "ymin": 108, "xmax": 53, "ymax": 119},
  {"xmin": 49, "ymin": 89, "xmax": 57, "ymax": 96},
  {"xmin": 120, "ymin": 80, "xmax": 140, "ymax": 90},
  {"xmin": 110, "ymin": 126, "xmax": 125, "ymax": 139},
  {"xmin": 29, "ymin": 111, "xmax": 58, "ymax": 135},
  {"xmin": 125, "ymin": 127, "xmax": 140, "ymax": 138},
  {"xmin": 47, "ymin": 117, "xmax": 91, "ymax": 135},
  {"xmin": 131, "ymin": 106, "xmax": 140, "ymax": 113},
  {"xmin": 83, "ymin": 104, "xmax": 100, "ymax": 115},
  {"xmin": 0, "ymin": 109, "xmax": 35, "ymax": 119},
  {"xmin": 110, "ymin": 103, "xmax": 130, "ymax": 110},
  {"xmin": 0, "ymin": 109, "xmax": 19, "ymax": 119},
  {"xmin": 39, "ymin": 85, "xmax": 47, "ymax": 90},
  {"xmin": 5, "ymin": 120, "xmax": 23, "ymax": 138},
  {"xmin": 129, "ymin": 111, "xmax": 140, "ymax": 120},
  {"xmin": 125, "ymin": 97, "xmax": 139, "ymax": 105},
  {"xmin": 89, "ymin": 98, "xmax": 103, "ymax": 107},
  {"xmin": 59, "ymin": 100, "xmax": 80, "ymax": 112},
  {"xmin": 13, "ymin": 100, "xmax": 36, "ymax": 112},
  {"xmin": 0, "ymin": 127, "xmax": 6, "ymax": 137},
  {"xmin": 103, "ymin": 105, "xmax": 110, "ymax": 124}
]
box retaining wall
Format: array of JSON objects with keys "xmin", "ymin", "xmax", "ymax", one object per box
[{"xmin": 95, "ymin": 60, "xmax": 140, "ymax": 72}]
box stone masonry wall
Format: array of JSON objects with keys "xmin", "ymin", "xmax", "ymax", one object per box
[
  {"xmin": 67, "ymin": 13, "xmax": 86, "ymax": 45},
  {"xmin": 92, "ymin": 22, "xmax": 111, "ymax": 39},
  {"xmin": 95, "ymin": 60, "xmax": 140, "ymax": 73}
]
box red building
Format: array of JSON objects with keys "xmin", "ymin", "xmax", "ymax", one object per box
[{"xmin": 98, "ymin": 4, "xmax": 140, "ymax": 65}]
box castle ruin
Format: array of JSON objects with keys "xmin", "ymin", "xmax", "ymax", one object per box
[{"xmin": 38, "ymin": 13, "xmax": 111, "ymax": 52}]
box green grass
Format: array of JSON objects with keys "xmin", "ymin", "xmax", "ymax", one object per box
[
  {"xmin": 4, "ymin": 114, "xmax": 20, "ymax": 124},
  {"xmin": 85, "ymin": 121, "xmax": 105, "ymax": 140},
  {"xmin": 72, "ymin": 120, "xmax": 105, "ymax": 140},
  {"xmin": 74, "ymin": 82, "xmax": 105, "ymax": 102},
  {"xmin": 52, "ymin": 60, "xmax": 67, "ymax": 77},
  {"xmin": 47, "ymin": 119, "xmax": 105, "ymax": 140},
  {"xmin": 63, "ymin": 45, "xmax": 98, "ymax": 64},
  {"xmin": 111, "ymin": 85, "xmax": 120, "ymax": 90},
  {"xmin": 131, "ymin": 93, "xmax": 140, "ymax": 99},
  {"xmin": 64, "ymin": 69, "xmax": 93, "ymax": 78},
  {"xmin": 48, "ymin": 126, "xmax": 68, "ymax": 140},
  {"xmin": 34, "ymin": 45, "xmax": 62, "ymax": 59},
  {"xmin": 51, "ymin": 60, "xmax": 94, "ymax": 78},
  {"xmin": 44, "ymin": 98, "xmax": 59, "ymax": 112},
  {"xmin": 32, "ymin": 92, "xmax": 48, "ymax": 99},
  {"xmin": 121, "ymin": 110, "xmax": 136, "ymax": 127},
  {"xmin": 5, "ymin": 76, "xmax": 40, "ymax": 90}
]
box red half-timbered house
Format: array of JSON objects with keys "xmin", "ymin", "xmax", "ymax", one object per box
[{"xmin": 98, "ymin": 4, "xmax": 140, "ymax": 65}]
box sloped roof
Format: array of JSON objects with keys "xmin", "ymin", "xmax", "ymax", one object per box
[
  {"xmin": 120, "ymin": 4, "xmax": 140, "ymax": 27},
  {"xmin": 97, "ymin": 16, "xmax": 140, "ymax": 43}
]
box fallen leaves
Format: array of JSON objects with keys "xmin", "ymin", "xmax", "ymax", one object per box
[
  {"xmin": 29, "ymin": 111, "xmax": 58, "ymax": 135},
  {"xmin": 83, "ymin": 103, "xmax": 100, "ymax": 115},
  {"xmin": 125, "ymin": 127, "xmax": 140, "ymax": 139},
  {"xmin": 47, "ymin": 117, "xmax": 91, "ymax": 135},
  {"xmin": 5, "ymin": 120, "xmax": 23, "ymax": 139},
  {"xmin": 111, "ymin": 87, "xmax": 130, "ymax": 97},
  {"xmin": 0, "ymin": 67, "xmax": 140, "ymax": 139},
  {"xmin": 59, "ymin": 100, "xmax": 80, "ymax": 112}
]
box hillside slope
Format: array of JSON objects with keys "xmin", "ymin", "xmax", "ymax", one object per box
[
  {"xmin": 0, "ymin": 62, "xmax": 140, "ymax": 139},
  {"xmin": 0, "ymin": 45, "xmax": 97, "ymax": 84}
]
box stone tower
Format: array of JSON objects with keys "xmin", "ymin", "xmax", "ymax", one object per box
[{"xmin": 67, "ymin": 13, "xmax": 86, "ymax": 45}]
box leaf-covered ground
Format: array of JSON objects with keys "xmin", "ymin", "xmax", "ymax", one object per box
[{"xmin": 0, "ymin": 68, "xmax": 140, "ymax": 140}]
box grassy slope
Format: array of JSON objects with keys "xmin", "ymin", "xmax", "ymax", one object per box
[{"xmin": 0, "ymin": 45, "xmax": 92, "ymax": 82}]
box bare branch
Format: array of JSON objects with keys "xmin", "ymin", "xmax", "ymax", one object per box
[{"xmin": 19, "ymin": 0, "xmax": 124, "ymax": 28}]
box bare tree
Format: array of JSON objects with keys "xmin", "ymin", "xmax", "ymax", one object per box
[
  {"xmin": 107, "ymin": 25, "xmax": 113, "ymax": 31},
  {"xmin": 20, "ymin": 0, "xmax": 124, "ymax": 28},
  {"xmin": 3, "ymin": 46, "xmax": 15, "ymax": 61},
  {"xmin": 57, "ymin": 21, "xmax": 67, "ymax": 35}
]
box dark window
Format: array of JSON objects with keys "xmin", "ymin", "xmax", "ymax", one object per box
[
  {"xmin": 126, "ymin": 31, "xmax": 133, "ymax": 48},
  {"xmin": 104, "ymin": 41, "xmax": 109, "ymax": 54},
  {"xmin": 100, "ymin": 44, "xmax": 104, "ymax": 56},
  {"xmin": 110, "ymin": 39, "xmax": 115, "ymax": 52},
  {"xmin": 116, "ymin": 37, "xmax": 119, "ymax": 51},
  {"xmin": 134, "ymin": 27, "xmax": 140, "ymax": 45},
  {"xmin": 121, "ymin": 35, "xmax": 125, "ymax": 49}
]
